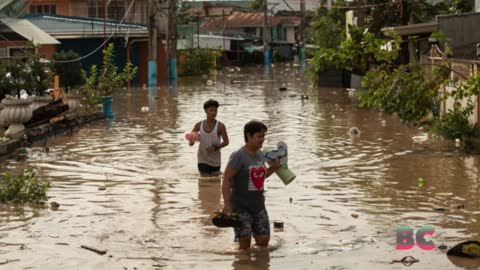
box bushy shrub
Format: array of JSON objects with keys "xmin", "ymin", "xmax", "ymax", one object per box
[
  {"xmin": 181, "ymin": 49, "xmax": 220, "ymax": 76},
  {"xmin": 0, "ymin": 168, "xmax": 50, "ymax": 204}
]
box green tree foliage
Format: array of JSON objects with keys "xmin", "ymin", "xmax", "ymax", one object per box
[
  {"xmin": 80, "ymin": 43, "xmax": 138, "ymax": 108},
  {"xmin": 52, "ymin": 50, "xmax": 85, "ymax": 92},
  {"xmin": 0, "ymin": 42, "xmax": 50, "ymax": 97},
  {"xmin": 251, "ymin": 0, "xmax": 264, "ymax": 11},
  {"xmin": 310, "ymin": 26, "xmax": 401, "ymax": 85},
  {"xmin": 180, "ymin": 49, "xmax": 220, "ymax": 76},
  {"xmin": 0, "ymin": 168, "xmax": 50, "ymax": 205},
  {"xmin": 359, "ymin": 63, "xmax": 444, "ymax": 124},
  {"xmin": 177, "ymin": 1, "xmax": 193, "ymax": 25},
  {"xmin": 360, "ymin": 0, "xmax": 474, "ymax": 37},
  {"xmin": 306, "ymin": 0, "xmax": 349, "ymax": 49}
]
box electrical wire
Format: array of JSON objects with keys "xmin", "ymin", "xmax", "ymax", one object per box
[{"xmin": 0, "ymin": 0, "xmax": 137, "ymax": 63}]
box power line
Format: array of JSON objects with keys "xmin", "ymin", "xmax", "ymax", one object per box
[{"xmin": 0, "ymin": 0, "xmax": 137, "ymax": 63}]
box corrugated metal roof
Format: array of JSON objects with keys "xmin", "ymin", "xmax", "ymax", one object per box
[
  {"xmin": 203, "ymin": 11, "xmax": 301, "ymax": 29},
  {"xmin": 0, "ymin": 18, "xmax": 60, "ymax": 45},
  {"xmin": 25, "ymin": 14, "xmax": 148, "ymax": 39}
]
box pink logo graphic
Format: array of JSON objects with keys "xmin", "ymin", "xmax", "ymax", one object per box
[{"xmin": 396, "ymin": 226, "xmax": 435, "ymax": 251}]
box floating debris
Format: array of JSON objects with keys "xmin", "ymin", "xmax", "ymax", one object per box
[
  {"xmin": 273, "ymin": 221, "xmax": 284, "ymax": 229},
  {"xmin": 348, "ymin": 127, "xmax": 361, "ymax": 137},
  {"xmin": 81, "ymin": 245, "xmax": 107, "ymax": 255},
  {"xmin": 50, "ymin": 201, "xmax": 60, "ymax": 210}
]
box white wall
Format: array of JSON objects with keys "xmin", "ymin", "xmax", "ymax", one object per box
[
  {"xmin": 443, "ymin": 85, "xmax": 478, "ymax": 125},
  {"xmin": 193, "ymin": 35, "xmax": 231, "ymax": 50},
  {"xmin": 476, "ymin": 0, "xmax": 480, "ymax": 12}
]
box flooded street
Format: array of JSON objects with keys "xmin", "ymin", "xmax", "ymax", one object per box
[{"xmin": 1, "ymin": 64, "xmax": 480, "ymax": 269}]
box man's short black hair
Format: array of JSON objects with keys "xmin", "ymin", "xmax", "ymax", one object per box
[
  {"xmin": 244, "ymin": 120, "xmax": 267, "ymax": 142},
  {"xmin": 203, "ymin": 99, "xmax": 219, "ymax": 110}
]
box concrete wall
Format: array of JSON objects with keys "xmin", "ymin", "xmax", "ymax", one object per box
[{"xmin": 477, "ymin": 0, "xmax": 480, "ymax": 12}]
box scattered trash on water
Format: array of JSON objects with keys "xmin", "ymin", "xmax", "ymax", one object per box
[
  {"xmin": 141, "ymin": 106, "xmax": 149, "ymax": 112},
  {"xmin": 438, "ymin": 244, "xmax": 448, "ymax": 250},
  {"xmin": 389, "ymin": 256, "xmax": 419, "ymax": 266},
  {"xmin": 448, "ymin": 241, "xmax": 480, "ymax": 257},
  {"xmin": 279, "ymin": 87, "xmax": 287, "ymax": 91},
  {"xmin": 381, "ymin": 120, "xmax": 387, "ymax": 127},
  {"xmin": 273, "ymin": 221, "xmax": 284, "ymax": 229},
  {"xmin": 50, "ymin": 201, "xmax": 60, "ymax": 210},
  {"xmin": 455, "ymin": 138, "xmax": 461, "ymax": 147},
  {"xmin": 81, "ymin": 245, "xmax": 107, "ymax": 255},
  {"xmin": 348, "ymin": 127, "xmax": 361, "ymax": 137},
  {"xmin": 206, "ymin": 80, "xmax": 213, "ymax": 85},
  {"xmin": 418, "ymin": 177, "xmax": 424, "ymax": 187},
  {"xmin": 351, "ymin": 214, "xmax": 359, "ymax": 219},
  {"xmin": 301, "ymin": 95, "xmax": 309, "ymax": 100}
]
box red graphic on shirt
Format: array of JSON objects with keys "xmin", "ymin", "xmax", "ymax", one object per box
[{"xmin": 249, "ymin": 166, "xmax": 266, "ymax": 190}]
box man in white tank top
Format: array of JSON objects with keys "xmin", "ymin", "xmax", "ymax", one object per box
[{"xmin": 189, "ymin": 99, "xmax": 229, "ymax": 176}]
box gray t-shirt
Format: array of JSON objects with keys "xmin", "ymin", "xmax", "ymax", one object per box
[{"xmin": 227, "ymin": 147, "xmax": 267, "ymax": 213}]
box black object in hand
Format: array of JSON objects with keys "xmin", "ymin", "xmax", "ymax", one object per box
[{"xmin": 211, "ymin": 211, "xmax": 241, "ymax": 228}]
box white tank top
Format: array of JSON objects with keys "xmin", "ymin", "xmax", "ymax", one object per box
[{"xmin": 198, "ymin": 120, "xmax": 221, "ymax": 167}]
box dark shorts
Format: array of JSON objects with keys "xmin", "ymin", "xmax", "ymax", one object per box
[
  {"xmin": 198, "ymin": 163, "xmax": 220, "ymax": 175},
  {"xmin": 233, "ymin": 208, "xmax": 270, "ymax": 241}
]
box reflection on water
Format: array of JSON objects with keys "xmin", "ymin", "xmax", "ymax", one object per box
[{"xmin": 1, "ymin": 64, "xmax": 480, "ymax": 269}]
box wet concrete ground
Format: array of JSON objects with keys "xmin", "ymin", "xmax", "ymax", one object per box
[{"xmin": 1, "ymin": 64, "xmax": 480, "ymax": 269}]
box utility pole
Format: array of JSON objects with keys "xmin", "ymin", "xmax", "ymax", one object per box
[
  {"xmin": 196, "ymin": 12, "xmax": 200, "ymax": 49},
  {"xmin": 222, "ymin": 9, "xmax": 226, "ymax": 65},
  {"xmin": 263, "ymin": 0, "xmax": 270, "ymax": 66},
  {"xmin": 356, "ymin": 0, "xmax": 365, "ymax": 27},
  {"xmin": 299, "ymin": 0, "xmax": 305, "ymax": 65},
  {"xmin": 103, "ymin": 0, "xmax": 107, "ymax": 49},
  {"xmin": 167, "ymin": 0, "xmax": 178, "ymax": 81},
  {"xmin": 399, "ymin": 0, "xmax": 409, "ymax": 64},
  {"xmin": 148, "ymin": 0, "xmax": 158, "ymax": 88}
]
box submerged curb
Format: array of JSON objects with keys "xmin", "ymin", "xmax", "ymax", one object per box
[{"xmin": 0, "ymin": 112, "xmax": 105, "ymax": 158}]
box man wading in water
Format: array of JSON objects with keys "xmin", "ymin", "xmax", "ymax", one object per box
[
  {"xmin": 189, "ymin": 99, "xmax": 229, "ymax": 176},
  {"xmin": 221, "ymin": 120, "xmax": 281, "ymax": 250}
]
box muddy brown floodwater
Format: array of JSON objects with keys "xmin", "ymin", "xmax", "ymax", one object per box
[{"xmin": 1, "ymin": 64, "xmax": 480, "ymax": 270}]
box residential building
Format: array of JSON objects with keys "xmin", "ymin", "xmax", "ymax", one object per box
[
  {"xmin": 203, "ymin": 11, "xmax": 301, "ymax": 44},
  {"xmin": 183, "ymin": 0, "xmax": 251, "ymax": 18},
  {"xmin": 26, "ymin": 0, "xmax": 150, "ymax": 24}
]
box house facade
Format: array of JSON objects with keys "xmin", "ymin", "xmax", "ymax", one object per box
[
  {"xmin": 18, "ymin": 0, "xmax": 168, "ymax": 86},
  {"xmin": 203, "ymin": 12, "xmax": 301, "ymax": 44},
  {"xmin": 26, "ymin": 0, "xmax": 150, "ymax": 24},
  {"xmin": 183, "ymin": 0, "xmax": 251, "ymax": 18}
]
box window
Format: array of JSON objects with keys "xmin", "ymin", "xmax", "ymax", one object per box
[
  {"xmin": 0, "ymin": 48, "xmax": 7, "ymax": 58},
  {"xmin": 8, "ymin": 47, "xmax": 35, "ymax": 58},
  {"xmin": 29, "ymin": 5, "xmax": 56, "ymax": 14},
  {"xmin": 88, "ymin": 0, "xmax": 125, "ymax": 20}
]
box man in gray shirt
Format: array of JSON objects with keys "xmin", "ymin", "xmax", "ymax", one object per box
[{"xmin": 222, "ymin": 120, "xmax": 281, "ymax": 250}]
